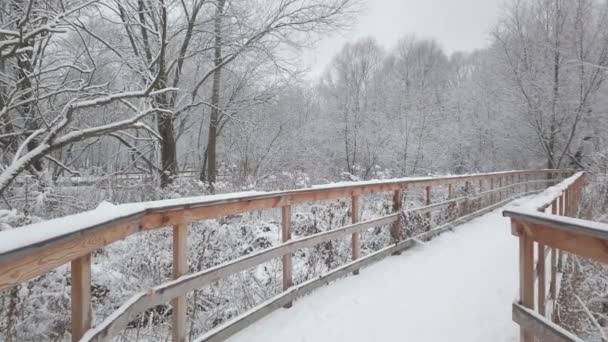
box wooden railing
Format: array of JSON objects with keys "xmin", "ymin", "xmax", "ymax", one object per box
[
  {"xmin": 0, "ymin": 169, "xmax": 571, "ymax": 341},
  {"xmin": 503, "ymin": 171, "xmax": 605, "ymax": 342}
]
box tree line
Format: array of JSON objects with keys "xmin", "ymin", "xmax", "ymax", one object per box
[{"xmin": 1, "ymin": 0, "xmax": 607, "ymax": 199}]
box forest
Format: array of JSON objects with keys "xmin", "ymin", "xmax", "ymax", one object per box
[{"xmin": 1, "ymin": 0, "xmax": 608, "ymax": 340}]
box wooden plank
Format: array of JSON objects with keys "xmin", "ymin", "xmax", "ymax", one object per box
[
  {"xmin": 550, "ymin": 200, "xmax": 558, "ymax": 302},
  {"xmin": 71, "ymin": 254, "xmax": 92, "ymax": 341},
  {"xmin": 425, "ymin": 186, "xmax": 431, "ymax": 221},
  {"xmin": 499, "ymin": 177, "xmax": 503, "ymax": 201},
  {"xmin": 351, "ymin": 195, "xmax": 361, "ymax": 275},
  {"xmin": 391, "ymin": 190, "xmax": 402, "ymax": 242},
  {"xmin": 171, "ymin": 224, "xmax": 188, "ymax": 342},
  {"xmin": 0, "ymin": 220, "xmax": 141, "ymax": 290},
  {"xmin": 518, "ymin": 222, "xmax": 535, "ymax": 342},
  {"xmin": 504, "ymin": 207, "xmax": 608, "ymax": 241},
  {"xmin": 512, "ymin": 303, "xmax": 583, "ymax": 342},
  {"xmin": 522, "ymin": 221, "xmax": 608, "ymax": 264},
  {"xmin": 281, "ymin": 206, "xmax": 293, "ymax": 307},
  {"xmin": 537, "ymin": 243, "xmax": 546, "ymax": 316}
]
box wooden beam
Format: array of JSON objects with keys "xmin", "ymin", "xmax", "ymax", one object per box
[
  {"xmin": 391, "ymin": 190, "xmax": 402, "ymax": 242},
  {"xmin": 550, "ymin": 200, "xmax": 558, "ymax": 303},
  {"xmin": 351, "ymin": 195, "xmax": 361, "ymax": 275},
  {"xmin": 425, "ymin": 186, "xmax": 431, "ymax": 221},
  {"xmin": 518, "ymin": 221, "xmax": 535, "ymax": 342},
  {"xmin": 71, "ymin": 254, "xmax": 92, "ymax": 341},
  {"xmin": 499, "ymin": 177, "xmax": 503, "ymax": 201},
  {"xmin": 523, "ymin": 221, "xmax": 608, "ymax": 264},
  {"xmin": 512, "ymin": 303, "xmax": 583, "ymax": 342},
  {"xmin": 171, "ymin": 224, "xmax": 188, "ymax": 342},
  {"xmin": 281, "ymin": 205, "xmax": 293, "ymax": 307},
  {"xmin": 0, "ymin": 220, "xmax": 141, "ymax": 291},
  {"xmin": 537, "ymin": 243, "xmax": 546, "ymax": 316}
]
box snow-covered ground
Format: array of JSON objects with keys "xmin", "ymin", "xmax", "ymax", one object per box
[{"xmin": 229, "ymin": 200, "xmax": 526, "ymax": 342}]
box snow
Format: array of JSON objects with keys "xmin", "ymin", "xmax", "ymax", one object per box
[
  {"xmin": 308, "ymin": 169, "xmax": 543, "ymax": 190},
  {"xmin": 513, "ymin": 171, "xmax": 584, "ymax": 211},
  {"xmin": 228, "ymin": 201, "xmax": 527, "ymax": 342},
  {"xmin": 0, "ymin": 190, "xmax": 264, "ymax": 256},
  {"xmin": 0, "ymin": 169, "xmax": 552, "ymax": 256}
]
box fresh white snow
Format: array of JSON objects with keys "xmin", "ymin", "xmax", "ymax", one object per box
[{"xmin": 229, "ymin": 200, "xmax": 530, "ymax": 342}]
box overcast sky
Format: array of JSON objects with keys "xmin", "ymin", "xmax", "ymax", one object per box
[{"xmin": 304, "ymin": 0, "xmax": 506, "ymax": 77}]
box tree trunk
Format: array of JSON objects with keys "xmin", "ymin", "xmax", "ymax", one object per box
[
  {"xmin": 205, "ymin": 0, "xmax": 225, "ymax": 190},
  {"xmin": 158, "ymin": 110, "xmax": 177, "ymax": 188}
]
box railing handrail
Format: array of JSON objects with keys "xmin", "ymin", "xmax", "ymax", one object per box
[
  {"xmin": 504, "ymin": 208, "xmax": 608, "ymax": 241},
  {"xmin": 506, "ymin": 170, "xmax": 592, "ymax": 342},
  {"xmin": 0, "ymin": 168, "xmax": 572, "ymax": 341},
  {"xmin": 0, "ymin": 169, "xmax": 569, "ymax": 258}
]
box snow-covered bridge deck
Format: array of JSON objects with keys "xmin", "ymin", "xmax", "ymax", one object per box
[{"xmin": 229, "ymin": 204, "xmax": 521, "ymax": 342}]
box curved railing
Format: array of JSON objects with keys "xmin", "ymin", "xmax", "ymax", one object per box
[{"xmin": 0, "ymin": 169, "xmax": 572, "ymax": 341}]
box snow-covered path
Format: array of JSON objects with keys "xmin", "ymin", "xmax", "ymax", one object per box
[{"xmin": 229, "ymin": 201, "xmax": 524, "ymax": 342}]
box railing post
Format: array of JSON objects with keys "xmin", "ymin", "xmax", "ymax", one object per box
[
  {"xmin": 71, "ymin": 254, "xmax": 92, "ymax": 341},
  {"xmin": 172, "ymin": 224, "xmax": 188, "ymax": 342},
  {"xmin": 524, "ymin": 174, "xmax": 529, "ymax": 193},
  {"xmin": 549, "ymin": 199, "xmax": 558, "ymax": 304},
  {"xmin": 464, "ymin": 181, "xmax": 470, "ymax": 213},
  {"xmin": 351, "ymin": 195, "xmax": 361, "ymax": 275},
  {"xmin": 281, "ymin": 205, "xmax": 293, "ymax": 307},
  {"xmin": 564, "ymin": 188, "xmax": 570, "ymax": 217},
  {"xmin": 516, "ymin": 220, "xmax": 535, "ymax": 342},
  {"xmin": 478, "ymin": 179, "xmax": 483, "ymax": 208},
  {"xmin": 391, "ymin": 189, "xmax": 402, "ymax": 242},
  {"xmin": 490, "ymin": 178, "xmax": 494, "ymax": 204},
  {"xmin": 511, "ymin": 175, "xmax": 515, "ymax": 195},
  {"xmin": 425, "ymin": 186, "xmax": 431, "ymax": 221},
  {"xmin": 448, "ymin": 183, "xmax": 452, "ymax": 199},
  {"xmin": 557, "ymin": 193, "xmax": 565, "ymax": 271},
  {"xmin": 499, "ymin": 177, "xmax": 503, "ymax": 201},
  {"xmin": 538, "ymin": 242, "xmax": 546, "ymax": 316}
]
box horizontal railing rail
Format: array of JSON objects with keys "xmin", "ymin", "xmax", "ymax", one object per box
[
  {"xmin": 503, "ymin": 171, "xmax": 600, "ymax": 342},
  {"xmin": 0, "ymin": 169, "xmax": 572, "ymax": 341}
]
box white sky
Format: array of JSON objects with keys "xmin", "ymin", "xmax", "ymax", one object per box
[{"xmin": 304, "ymin": 0, "xmax": 506, "ymax": 77}]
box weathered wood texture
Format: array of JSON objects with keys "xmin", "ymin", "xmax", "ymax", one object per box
[
  {"xmin": 0, "ymin": 169, "xmax": 571, "ymax": 291},
  {"xmin": 84, "ymin": 188, "xmax": 542, "ymax": 342},
  {"xmin": 507, "ymin": 172, "xmax": 597, "ymax": 342},
  {"xmin": 171, "ymin": 224, "xmax": 188, "ymax": 342},
  {"xmin": 512, "ymin": 303, "xmax": 584, "ymax": 342},
  {"xmin": 0, "ymin": 169, "xmax": 574, "ymax": 342},
  {"xmin": 71, "ymin": 254, "xmax": 92, "ymax": 341}
]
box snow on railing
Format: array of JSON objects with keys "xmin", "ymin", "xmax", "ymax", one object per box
[
  {"xmin": 0, "ymin": 169, "xmax": 572, "ymax": 341},
  {"xmin": 503, "ymin": 171, "xmax": 607, "ymax": 342}
]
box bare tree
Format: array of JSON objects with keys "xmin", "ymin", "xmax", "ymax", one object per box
[
  {"xmin": 0, "ymin": 0, "xmax": 172, "ymax": 194},
  {"xmin": 493, "ymin": 0, "xmax": 608, "ymax": 169}
]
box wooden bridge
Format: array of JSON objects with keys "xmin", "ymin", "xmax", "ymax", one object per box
[{"xmin": 0, "ymin": 169, "xmax": 603, "ymax": 341}]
